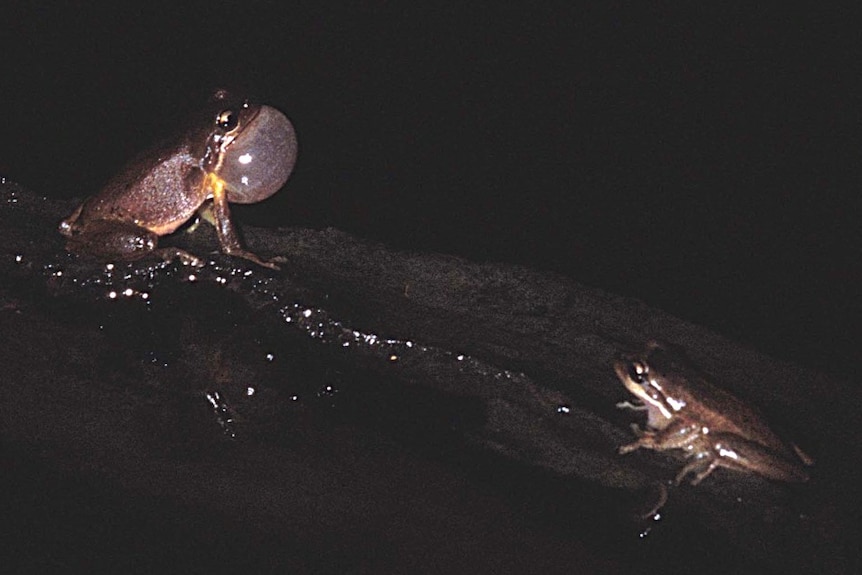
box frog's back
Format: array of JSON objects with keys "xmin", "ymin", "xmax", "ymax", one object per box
[
  {"xmin": 680, "ymin": 370, "xmax": 795, "ymax": 457},
  {"xmin": 82, "ymin": 143, "xmax": 205, "ymax": 235},
  {"xmin": 649, "ymin": 342, "xmax": 795, "ymax": 457}
]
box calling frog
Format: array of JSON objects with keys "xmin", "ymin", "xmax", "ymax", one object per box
[
  {"xmin": 59, "ymin": 89, "xmax": 297, "ymax": 269},
  {"xmin": 615, "ymin": 340, "xmax": 811, "ymax": 484}
]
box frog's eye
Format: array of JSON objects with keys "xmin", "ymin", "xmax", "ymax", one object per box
[
  {"xmin": 218, "ymin": 105, "xmax": 298, "ymax": 204},
  {"xmin": 216, "ymin": 109, "xmax": 240, "ymax": 131},
  {"xmin": 627, "ymin": 361, "xmax": 648, "ymax": 385}
]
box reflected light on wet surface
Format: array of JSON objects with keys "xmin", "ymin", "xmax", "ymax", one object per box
[
  {"xmin": 5, "ymin": 230, "xmax": 548, "ymax": 418},
  {"xmin": 19, "ymin": 243, "xmax": 564, "ymax": 435},
  {"xmin": 0, "ymin": 182, "xmax": 845, "ymax": 573},
  {"xmin": 275, "ymin": 300, "xmax": 526, "ymax": 388},
  {"xmin": 718, "ymin": 447, "xmax": 740, "ymax": 460}
]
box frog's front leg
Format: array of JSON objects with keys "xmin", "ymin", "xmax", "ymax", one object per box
[
  {"xmin": 209, "ymin": 176, "xmax": 281, "ymax": 270},
  {"xmin": 619, "ymin": 418, "xmax": 703, "ymax": 455},
  {"xmin": 616, "ymin": 399, "xmax": 647, "ymax": 411}
]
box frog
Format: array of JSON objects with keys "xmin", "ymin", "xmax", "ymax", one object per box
[
  {"xmin": 615, "ymin": 340, "xmax": 811, "ymax": 485},
  {"xmin": 59, "ymin": 89, "xmax": 298, "ymax": 269}
]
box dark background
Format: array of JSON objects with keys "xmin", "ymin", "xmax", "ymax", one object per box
[{"xmin": 2, "ymin": 3, "xmax": 859, "ymax": 378}]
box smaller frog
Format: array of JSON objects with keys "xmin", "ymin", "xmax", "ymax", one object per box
[
  {"xmin": 59, "ymin": 89, "xmax": 298, "ymax": 269},
  {"xmin": 615, "ymin": 340, "xmax": 810, "ymax": 485}
]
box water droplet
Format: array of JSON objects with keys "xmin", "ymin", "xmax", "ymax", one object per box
[
  {"xmin": 205, "ymin": 392, "xmax": 220, "ymax": 409},
  {"xmin": 317, "ymin": 384, "xmax": 337, "ymax": 398}
]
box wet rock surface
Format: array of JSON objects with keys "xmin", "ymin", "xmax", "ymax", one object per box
[{"xmin": 1, "ymin": 180, "xmax": 858, "ymax": 573}]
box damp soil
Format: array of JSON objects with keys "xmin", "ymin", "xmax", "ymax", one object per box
[{"xmin": 1, "ymin": 180, "xmax": 859, "ymax": 574}]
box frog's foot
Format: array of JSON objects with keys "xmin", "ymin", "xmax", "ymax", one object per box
[
  {"xmin": 155, "ymin": 247, "xmax": 205, "ymax": 267},
  {"xmin": 639, "ymin": 482, "xmax": 669, "ymax": 519},
  {"xmin": 616, "ymin": 399, "xmax": 647, "ymax": 411},
  {"xmin": 792, "ymin": 443, "xmax": 816, "ymax": 467},
  {"xmin": 224, "ymin": 248, "xmax": 282, "ymax": 270},
  {"xmin": 619, "ymin": 427, "xmax": 657, "ymax": 454},
  {"xmin": 675, "ymin": 453, "xmax": 719, "ymax": 485}
]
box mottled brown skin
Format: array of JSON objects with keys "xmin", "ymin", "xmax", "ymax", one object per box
[
  {"xmin": 616, "ymin": 341, "xmax": 810, "ymax": 484},
  {"xmin": 59, "ymin": 90, "xmax": 292, "ymax": 269}
]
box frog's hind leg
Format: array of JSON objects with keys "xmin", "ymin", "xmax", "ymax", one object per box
[
  {"xmin": 676, "ymin": 454, "xmax": 721, "ymax": 485},
  {"xmin": 791, "ymin": 443, "xmax": 815, "ymax": 467},
  {"xmin": 153, "ymin": 247, "xmax": 205, "ymax": 267},
  {"xmin": 711, "ymin": 434, "xmax": 810, "ymax": 482},
  {"xmin": 679, "ymin": 434, "xmax": 810, "ymax": 484},
  {"xmin": 63, "ymin": 219, "xmax": 158, "ymax": 260},
  {"xmin": 676, "ymin": 436, "xmax": 767, "ymax": 485}
]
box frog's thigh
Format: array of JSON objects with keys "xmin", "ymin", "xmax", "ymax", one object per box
[
  {"xmin": 677, "ymin": 436, "xmax": 759, "ymax": 485},
  {"xmin": 710, "ymin": 433, "xmax": 808, "ymax": 482},
  {"xmin": 66, "ymin": 220, "xmax": 159, "ymax": 259}
]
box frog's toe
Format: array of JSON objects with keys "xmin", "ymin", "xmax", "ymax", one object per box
[
  {"xmin": 675, "ymin": 457, "xmax": 719, "ymax": 485},
  {"xmin": 158, "ymin": 247, "xmax": 205, "ymax": 267}
]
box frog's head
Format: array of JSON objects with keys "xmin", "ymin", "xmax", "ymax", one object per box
[
  {"xmin": 614, "ymin": 340, "xmax": 686, "ymax": 428},
  {"xmin": 202, "ymin": 89, "xmax": 298, "ymax": 205}
]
